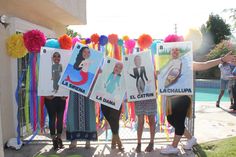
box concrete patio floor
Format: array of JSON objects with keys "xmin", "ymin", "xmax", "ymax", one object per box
[{"xmin": 4, "ymin": 101, "xmax": 236, "ymax": 157}]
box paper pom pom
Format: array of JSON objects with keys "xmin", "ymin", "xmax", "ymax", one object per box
[
  {"xmin": 86, "ymin": 38, "xmax": 91, "ymax": 44},
  {"xmin": 58, "ymin": 34, "xmax": 72, "ymax": 50},
  {"xmin": 123, "ymin": 35, "xmax": 129, "ymax": 41},
  {"xmin": 118, "ymin": 39, "xmax": 124, "ymax": 46},
  {"xmin": 72, "ymin": 37, "xmax": 81, "ymax": 47},
  {"xmin": 99, "ymin": 35, "xmax": 108, "ymax": 46},
  {"xmin": 125, "ymin": 39, "xmax": 136, "ymax": 51},
  {"xmin": 108, "ymin": 34, "xmax": 118, "ymax": 45},
  {"xmin": 91, "ymin": 33, "xmax": 100, "ymax": 44},
  {"xmin": 80, "ymin": 39, "xmax": 86, "ymax": 45},
  {"xmin": 6, "ymin": 34, "xmax": 28, "ymax": 58},
  {"xmin": 45, "ymin": 39, "xmax": 60, "ymax": 49},
  {"xmin": 184, "ymin": 28, "xmax": 202, "ymax": 51},
  {"xmin": 151, "ymin": 40, "xmax": 162, "ymax": 55},
  {"xmin": 23, "ymin": 30, "xmax": 46, "ymax": 53},
  {"xmin": 137, "ymin": 34, "xmax": 153, "ymax": 49},
  {"xmin": 164, "ymin": 34, "xmax": 184, "ymax": 43}
]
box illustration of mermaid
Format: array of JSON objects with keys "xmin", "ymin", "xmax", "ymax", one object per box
[{"xmin": 66, "ymin": 46, "xmax": 91, "ymax": 86}]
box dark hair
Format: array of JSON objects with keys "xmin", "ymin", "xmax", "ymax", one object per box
[
  {"xmin": 53, "ymin": 52, "xmax": 60, "ymax": 58},
  {"xmin": 73, "ymin": 46, "xmax": 90, "ymax": 70}
]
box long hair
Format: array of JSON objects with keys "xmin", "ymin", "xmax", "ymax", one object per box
[
  {"xmin": 73, "ymin": 46, "xmax": 89, "ymax": 70},
  {"xmin": 112, "ymin": 62, "xmax": 123, "ymax": 76}
]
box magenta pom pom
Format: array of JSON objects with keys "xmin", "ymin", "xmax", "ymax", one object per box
[
  {"xmin": 125, "ymin": 39, "xmax": 136, "ymax": 53},
  {"xmin": 125, "ymin": 39, "xmax": 136, "ymax": 49},
  {"xmin": 72, "ymin": 37, "xmax": 81, "ymax": 47},
  {"xmin": 164, "ymin": 34, "xmax": 184, "ymax": 43},
  {"xmin": 23, "ymin": 30, "xmax": 46, "ymax": 53}
]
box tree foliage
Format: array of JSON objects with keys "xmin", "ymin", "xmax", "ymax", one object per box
[
  {"xmin": 207, "ymin": 40, "xmax": 236, "ymax": 60},
  {"xmin": 66, "ymin": 28, "xmax": 81, "ymax": 38},
  {"xmin": 206, "ymin": 14, "xmax": 231, "ymax": 44}
]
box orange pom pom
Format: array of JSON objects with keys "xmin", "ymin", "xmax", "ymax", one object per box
[
  {"xmin": 58, "ymin": 34, "xmax": 72, "ymax": 50},
  {"xmin": 91, "ymin": 33, "xmax": 100, "ymax": 44},
  {"xmin": 137, "ymin": 34, "xmax": 153, "ymax": 49},
  {"xmin": 108, "ymin": 34, "xmax": 118, "ymax": 45}
]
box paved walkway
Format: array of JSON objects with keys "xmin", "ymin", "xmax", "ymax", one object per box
[
  {"xmin": 195, "ymin": 101, "xmax": 236, "ymax": 143},
  {"xmin": 4, "ymin": 101, "xmax": 236, "ymax": 157}
]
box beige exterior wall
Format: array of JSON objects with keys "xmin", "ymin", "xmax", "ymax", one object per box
[
  {"xmin": 0, "ymin": 0, "xmax": 86, "ymax": 36},
  {"xmin": 0, "ymin": 25, "xmax": 15, "ymax": 145},
  {"xmin": 0, "ymin": 110, "xmax": 4, "ymax": 157},
  {"xmin": 0, "ymin": 1, "xmax": 86, "ymax": 155},
  {"xmin": 50, "ymin": 0, "xmax": 87, "ymax": 24}
]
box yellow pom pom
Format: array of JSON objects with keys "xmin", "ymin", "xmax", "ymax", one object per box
[
  {"xmin": 80, "ymin": 39, "xmax": 86, "ymax": 45},
  {"xmin": 122, "ymin": 35, "xmax": 129, "ymax": 41},
  {"xmin": 6, "ymin": 34, "xmax": 28, "ymax": 58},
  {"xmin": 184, "ymin": 28, "xmax": 202, "ymax": 52}
]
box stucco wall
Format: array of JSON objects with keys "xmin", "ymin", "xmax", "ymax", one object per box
[
  {"xmin": 50, "ymin": 0, "xmax": 87, "ymax": 24},
  {"xmin": 0, "ymin": 0, "xmax": 86, "ymax": 34},
  {"xmin": 0, "ymin": 25, "xmax": 15, "ymax": 144}
]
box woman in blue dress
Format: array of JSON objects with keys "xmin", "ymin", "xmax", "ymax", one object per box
[
  {"xmin": 104, "ymin": 62, "xmax": 123, "ymax": 94},
  {"xmin": 66, "ymin": 91, "xmax": 97, "ymax": 149}
]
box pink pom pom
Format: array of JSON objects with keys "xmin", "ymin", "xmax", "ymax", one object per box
[
  {"xmin": 164, "ymin": 34, "xmax": 184, "ymax": 43},
  {"xmin": 23, "ymin": 30, "xmax": 46, "ymax": 53},
  {"xmin": 125, "ymin": 39, "xmax": 136, "ymax": 53},
  {"xmin": 72, "ymin": 37, "xmax": 81, "ymax": 47}
]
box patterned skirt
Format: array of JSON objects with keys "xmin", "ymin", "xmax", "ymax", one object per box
[
  {"xmin": 66, "ymin": 91, "xmax": 97, "ymax": 141},
  {"xmin": 134, "ymin": 99, "xmax": 157, "ymax": 116}
]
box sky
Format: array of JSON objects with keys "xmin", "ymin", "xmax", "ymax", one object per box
[{"xmin": 69, "ymin": 0, "xmax": 236, "ymax": 39}]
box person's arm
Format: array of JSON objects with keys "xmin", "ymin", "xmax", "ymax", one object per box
[
  {"xmin": 193, "ymin": 52, "xmax": 235, "ymax": 71},
  {"xmin": 51, "ymin": 65, "xmax": 54, "ymax": 79},
  {"xmin": 129, "ymin": 69, "xmax": 136, "ymax": 78},
  {"xmin": 60, "ymin": 64, "xmax": 63, "ymax": 73}
]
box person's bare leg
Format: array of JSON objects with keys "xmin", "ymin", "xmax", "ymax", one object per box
[
  {"xmin": 137, "ymin": 115, "xmax": 144, "ymax": 143},
  {"xmin": 85, "ymin": 140, "xmax": 90, "ymax": 149},
  {"xmin": 136, "ymin": 115, "xmax": 144, "ymax": 153},
  {"xmin": 145, "ymin": 115, "xmax": 155, "ymax": 152},
  {"xmin": 148, "ymin": 115, "xmax": 155, "ymax": 143},
  {"xmin": 216, "ymin": 90, "xmax": 224, "ymax": 106},
  {"xmin": 172, "ymin": 134, "xmax": 182, "ymax": 148},
  {"xmin": 183, "ymin": 129, "xmax": 192, "ymax": 140}
]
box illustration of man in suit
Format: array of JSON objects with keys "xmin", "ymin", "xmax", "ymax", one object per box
[{"xmin": 129, "ymin": 55, "xmax": 148, "ymax": 94}]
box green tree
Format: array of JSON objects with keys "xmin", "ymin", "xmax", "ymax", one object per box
[
  {"xmin": 66, "ymin": 28, "xmax": 81, "ymax": 38},
  {"xmin": 207, "ymin": 40, "xmax": 236, "ymax": 60},
  {"xmin": 195, "ymin": 14, "xmax": 232, "ymax": 79},
  {"xmin": 206, "ymin": 14, "xmax": 231, "ymax": 44}
]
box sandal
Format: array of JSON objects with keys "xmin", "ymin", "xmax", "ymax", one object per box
[
  {"xmin": 57, "ymin": 137, "xmax": 64, "ymax": 149},
  {"xmin": 145, "ymin": 143, "xmax": 154, "ymax": 152},
  {"xmin": 216, "ymin": 101, "xmax": 220, "ymax": 107},
  {"xmin": 85, "ymin": 141, "xmax": 90, "ymax": 149},
  {"xmin": 111, "ymin": 135, "xmax": 116, "ymax": 149},
  {"xmin": 52, "ymin": 138, "xmax": 58, "ymax": 150},
  {"xmin": 69, "ymin": 140, "xmax": 77, "ymax": 149},
  {"xmin": 135, "ymin": 143, "xmax": 141, "ymax": 153}
]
